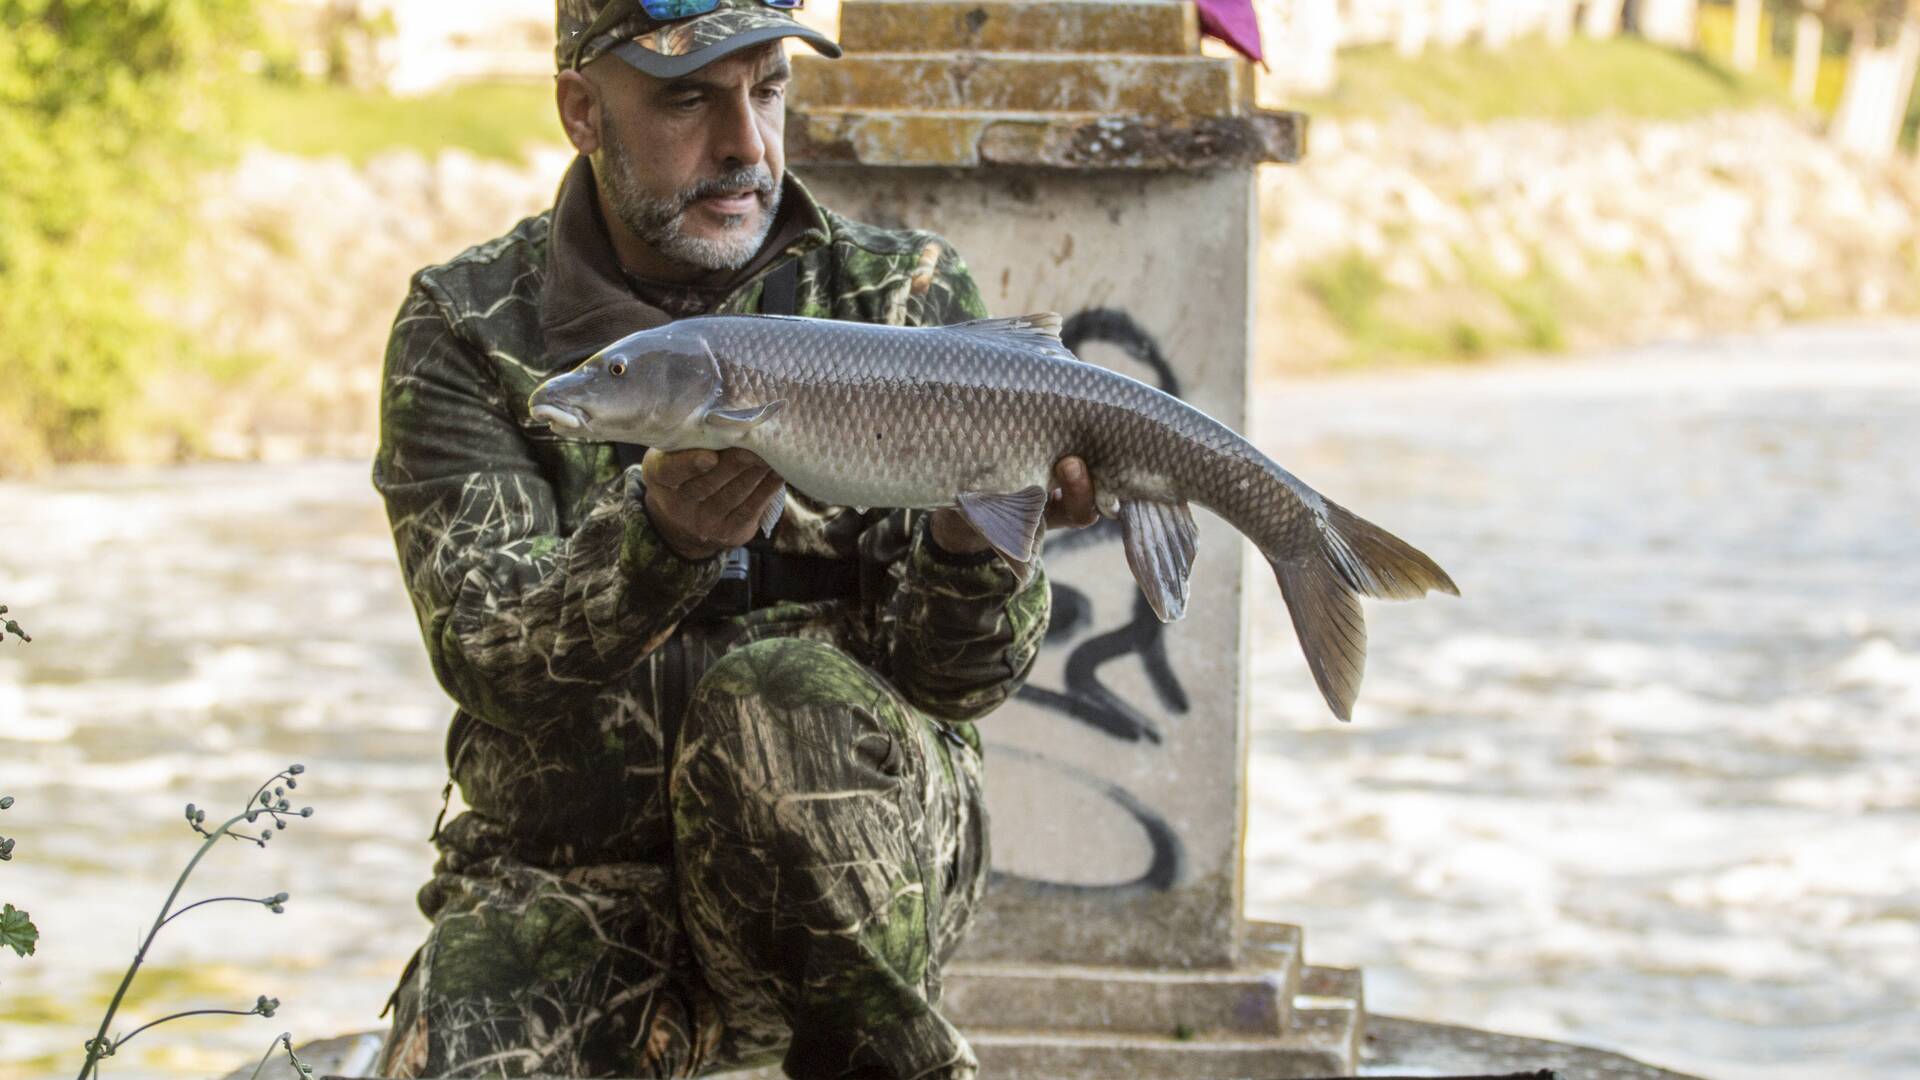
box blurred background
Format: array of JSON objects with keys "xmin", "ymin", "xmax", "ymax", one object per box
[{"xmin": 1, "ymin": 0, "xmax": 1917, "ymax": 1077}]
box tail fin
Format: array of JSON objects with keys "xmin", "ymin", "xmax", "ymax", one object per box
[{"xmin": 1270, "ymin": 500, "xmax": 1458, "ymax": 721}]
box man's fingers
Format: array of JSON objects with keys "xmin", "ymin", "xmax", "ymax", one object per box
[
  {"xmin": 719, "ymin": 472, "xmax": 787, "ymax": 535},
  {"xmin": 704, "ymin": 458, "xmax": 775, "ymax": 511},
  {"xmin": 642, "ymin": 447, "xmax": 718, "ymax": 491},
  {"xmin": 1046, "ymin": 456, "xmax": 1099, "ymax": 529}
]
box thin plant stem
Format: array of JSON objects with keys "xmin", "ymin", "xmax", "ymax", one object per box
[
  {"xmin": 110, "ymin": 1007, "xmax": 265, "ymax": 1052},
  {"xmin": 246, "ymin": 1035, "xmax": 288, "ymax": 1080},
  {"xmin": 77, "ymin": 809, "xmax": 249, "ymax": 1080},
  {"xmin": 159, "ymin": 895, "xmax": 270, "ymax": 929}
]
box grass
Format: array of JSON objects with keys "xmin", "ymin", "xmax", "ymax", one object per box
[
  {"xmin": 226, "ymin": 77, "xmax": 563, "ymax": 163},
  {"xmin": 1294, "ymin": 33, "xmax": 1786, "ymax": 123},
  {"xmin": 1300, "ymin": 249, "xmax": 1573, "ymax": 366}
]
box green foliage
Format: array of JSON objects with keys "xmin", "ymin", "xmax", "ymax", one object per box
[
  {"xmin": 2, "ymin": 790, "xmax": 32, "ymax": 964},
  {"xmin": 1299, "ymin": 36, "xmax": 1784, "ymax": 122},
  {"xmin": 0, "ymin": 0, "xmax": 258, "ymax": 469},
  {"xmin": 1, "ymin": 903, "xmax": 37, "ymax": 959},
  {"xmin": 227, "ymin": 77, "xmax": 561, "ymax": 164},
  {"xmin": 1302, "ymin": 249, "xmax": 1571, "ymax": 366}
]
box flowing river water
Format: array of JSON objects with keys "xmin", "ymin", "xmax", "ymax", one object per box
[{"xmin": 2, "ymin": 322, "xmax": 1916, "ymax": 1078}]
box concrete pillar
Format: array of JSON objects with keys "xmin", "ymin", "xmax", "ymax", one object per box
[{"xmin": 789, "ymin": 3, "xmax": 1358, "ymax": 1075}]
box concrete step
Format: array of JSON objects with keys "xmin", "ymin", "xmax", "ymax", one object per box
[
  {"xmin": 969, "ymin": 1028, "xmax": 1351, "ymax": 1078},
  {"xmin": 838, "ymin": 0, "xmax": 1199, "ymax": 56},
  {"xmin": 786, "ymin": 107, "xmax": 1305, "ymax": 168},
  {"xmin": 943, "ymin": 959, "xmax": 1297, "ymax": 1037},
  {"xmin": 792, "ymin": 53, "xmax": 1244, "ymax": 118}
]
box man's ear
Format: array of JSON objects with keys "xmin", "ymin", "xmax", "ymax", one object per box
[{"xmin": 556, "ymin": 70, "xmax": 601, "ymax": 156}]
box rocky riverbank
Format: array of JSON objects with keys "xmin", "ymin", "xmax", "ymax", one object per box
[
  {"xmin": 1258, "ymin": 109, "xmax": 1920, "ymax": 369},
  {"xmin": 150, "ymin": 107, "xmax": 1920, "ymax": 459}
]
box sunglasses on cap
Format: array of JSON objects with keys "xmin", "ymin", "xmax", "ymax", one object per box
[{"xmin": 566, "ymin": 0, "xmax": 806, "ymax": 70}]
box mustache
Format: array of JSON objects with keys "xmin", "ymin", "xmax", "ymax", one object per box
[{"xmin": 678, "ymin": 167, "xmax": 775, "ymax": 210}]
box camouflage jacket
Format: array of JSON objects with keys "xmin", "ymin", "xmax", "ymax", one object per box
[{"xmin": 373, "ymin": 159, "xmax": 1049, "ymax": 875}]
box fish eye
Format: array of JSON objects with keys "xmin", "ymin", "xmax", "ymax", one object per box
[{"xmin": 609, "ymin": 361, "xmax": 627, "ymax": 377}]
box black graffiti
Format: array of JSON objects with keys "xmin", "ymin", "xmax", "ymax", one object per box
[
  {"xmin": 1015, "ymin": 307, "xmax": 1191, "ymax": 745},
  {"xmin": 987, "ymin": 746, "xmax": 1185, "ymax": 896},
  {"xmin": 999, "ymin": 308, "xmax": 1192, "ymax": 894}
]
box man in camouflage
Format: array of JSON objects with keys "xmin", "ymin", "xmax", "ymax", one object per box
[{"xmin": 371, "ymin": 1, "xmax": 1095, "ymax": 1075}]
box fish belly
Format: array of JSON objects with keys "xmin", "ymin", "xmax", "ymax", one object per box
[{"xmin": 750, "ymin": 398, "xmax": 1058, "ymax": 511}]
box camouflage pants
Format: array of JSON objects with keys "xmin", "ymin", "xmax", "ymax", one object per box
[{"xmin": 379, "ymin": 639, "xmax": 990, "ymax": 1078}]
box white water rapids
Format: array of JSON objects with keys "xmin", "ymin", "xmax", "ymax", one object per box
[{"xmin": 1, "ymin": 322, "xmax": 1916, "ymax": 1078}]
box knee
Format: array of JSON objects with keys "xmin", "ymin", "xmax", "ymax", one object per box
[
  {"xmin": 674, "ymin": 639, "xmax": 913, "ymax": 822},
  {"xmin": 684, "ymin": 638, "xmax": 894, "ymax": 743}
]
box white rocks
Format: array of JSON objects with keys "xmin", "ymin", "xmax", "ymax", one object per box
[
  {"xmin": 1260, "ymin": 109, "xmax": 1920, "ymax": 364},
  {"xmin": 147, "ymin": 145, "xmax": 571, "ymax": 460}
]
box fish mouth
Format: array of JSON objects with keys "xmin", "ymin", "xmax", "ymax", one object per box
[{"xmin": 530, "ymin": 403, "xmax": 589, "ymax": 431}]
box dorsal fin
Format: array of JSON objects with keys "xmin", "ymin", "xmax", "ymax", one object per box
[{"xmin": 941, "ymin": 313, "xmax": 1077, "ymax": 361}]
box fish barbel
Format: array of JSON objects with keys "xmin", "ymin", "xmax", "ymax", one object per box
[{"xmin": 528, "ymin": 312, "xmax": 1458, "ymax": 721}]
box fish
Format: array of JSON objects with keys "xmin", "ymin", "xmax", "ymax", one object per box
[{"xmin": 528, "ymin": 311, "xmax": 1458, "ymax": 721}]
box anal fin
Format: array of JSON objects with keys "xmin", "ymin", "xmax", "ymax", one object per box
[
  {"xmin": 955, "ymin": 486, "xmax": 1050, "ymax": 575},
  {"xmin": 1119, "ymin": 499, "xmax": 1199, "ymax": 622}
]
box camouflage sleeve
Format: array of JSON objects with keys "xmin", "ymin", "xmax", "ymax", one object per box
[
  {"xmin": 371, "ymin": 280, "xmax": 722, "ymax": 733},
  {"xmin": 867, "ymin": 240, "xmax": 1050, "ymax": 722},
  {"xmin": 876, "ymin": 516, "xmax": 1051, "ymax": 722}
]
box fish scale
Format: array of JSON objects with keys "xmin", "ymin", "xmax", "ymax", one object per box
[{"xmin": 527, "ymin": 312, "xmax": 1459, "ymax": 721}]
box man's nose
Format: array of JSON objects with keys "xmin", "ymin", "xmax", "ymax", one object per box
[{"xmin": 710, "ymin": 92, "xmax": 766, "ymax": 171}]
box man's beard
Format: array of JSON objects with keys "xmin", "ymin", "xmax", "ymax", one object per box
[{"xmin": 597, "ymin": 124, "xmax": 781, "ymax": 273}]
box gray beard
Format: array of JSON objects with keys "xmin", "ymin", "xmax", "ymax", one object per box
[{"xmin": 598, "ymin": 127, "xmax": 781, "ymax": 273}]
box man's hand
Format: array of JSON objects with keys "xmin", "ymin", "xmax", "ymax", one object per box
[
  {"xmin": 928, "ymin": 456, "xmax": 1099, "ymax": 556},
  {"xmin": 642, "ymin": 447, "xmax": 785, "ymax": 560}
]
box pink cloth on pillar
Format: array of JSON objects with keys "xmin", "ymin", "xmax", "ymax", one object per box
[{"xmin": 1195, "ymin": 0, "xmax": 1264, "ymax": 64}]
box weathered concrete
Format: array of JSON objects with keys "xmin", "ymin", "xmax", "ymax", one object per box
[
  {"xmin": 839, "ymin": 0, "xmax": 1201, "ymax": 55},
  {"xmin": 788, "ymin": 109, "xmax": 1305, "ymax": 169},
  {"xmin": 793, "ymin": 164, "xmax": 1261, "ymax": 972},
  {"xmin": 1362, "ymin": 1017, "xmax": 1708, "ymax": 1079},
  {"xmin": 792, "ymin": 53, "xmax": 1247, "ymax": 117}
]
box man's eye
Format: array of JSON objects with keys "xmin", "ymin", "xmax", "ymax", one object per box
[
  {"xmin": 755, "ymin": 85, "xmax": 785, "ymax": 103},
  {"xmin": 670, "ymin": 97, "xmax": 702, "ymax": 111}
]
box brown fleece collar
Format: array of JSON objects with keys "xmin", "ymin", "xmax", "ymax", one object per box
[{"xmin": 538, "ymin": 156, "xmax": 827, "ymax": 368}]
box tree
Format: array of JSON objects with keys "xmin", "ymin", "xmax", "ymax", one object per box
[
  {"xmin": 1827, "ymin": 0, "xmax": 1920, "ymax": 156},
  {"xmin": 0, "ymin": 0, "xmax": 257, "ymax": 469}
]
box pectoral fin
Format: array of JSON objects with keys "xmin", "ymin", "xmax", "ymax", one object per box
[
  {"xmin": 759, "ymin": 484, "xmax": 787, "ymax": 538},
  {"xmin": 704, "ymin": 399, "xmax": 786, "ymax": 433},
  {"xmin": 1119, "ymin": 499, "xmax": 1199, "ymax": 622},
  {"xmin": 955, "ymin": 486, "xmax": 1050, "ymax": 576}
]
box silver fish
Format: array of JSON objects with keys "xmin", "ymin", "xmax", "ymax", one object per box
[{"xmin": 528, "ymin": 312, "xmax": 1458, "ymax": 720}]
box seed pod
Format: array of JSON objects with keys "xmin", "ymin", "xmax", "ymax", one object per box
[
  {"xmin": 288, "ymin": 764, "xmax": 306, "ymax": 774},
  {"xmin": 0, "ymin": 796, "xmax": 13, "ymax": 809},
  {"xmin": 299, "ymin": 807, "xmax": 314, "ymax": 818}
]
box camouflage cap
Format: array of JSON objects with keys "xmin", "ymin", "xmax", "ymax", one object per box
[{"xmin": 558, "ymin": 0, "xmax": 841, "ymax": 77}]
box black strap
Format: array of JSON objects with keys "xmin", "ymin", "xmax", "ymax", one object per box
[{"xmin": 761, "ymin": 258, "xmax": 799, "ymax": 316}]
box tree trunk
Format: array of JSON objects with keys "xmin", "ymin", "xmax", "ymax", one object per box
[
  {"xmin": 1546, "ymin": 0, "xmax": 1578, "ymax": 43},
  {"xmin": 1581, "ymin": 0, "xmax": 1623, "ymax": 37},
  {"xmin": 1832, "ymin": 17, "xmax": 1920, "ymax": 158},
  {"xmin": 1732, "ymin": 0, "xmax": 1764, "ymax": 71},
  {"xmin": 1635, "ymin": 0, "xmax": 1698, "ymax": 45},
  {"xmin": 1396, "ymin": 0, "xmax": 1431, "ymax": 57},
  {"xmin": 1792, "ymin": 9, "xmax": 1824, "ymax": 105}
]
